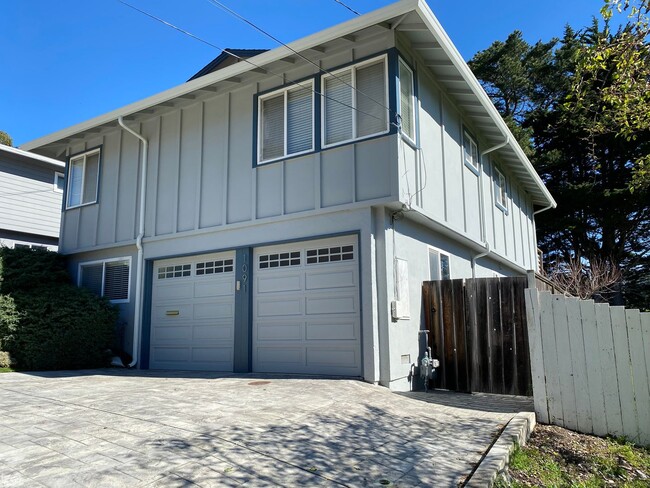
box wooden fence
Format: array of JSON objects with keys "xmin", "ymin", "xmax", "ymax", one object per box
[
  {"xmin": 422, "ymin": 277, "xmax": 532, "ymax": 396},
  {"xmin": 525, "ymin": 289, "xmax": 650, "ymax": 446}
]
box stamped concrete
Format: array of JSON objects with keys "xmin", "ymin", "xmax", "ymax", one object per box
[{"xmin": 0, "ymin": 370, "xmax": 533, "ymax": 487}]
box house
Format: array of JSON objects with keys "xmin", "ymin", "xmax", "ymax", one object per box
[
  {"xmin": 22, "ymin": 0, "xmax": 555, "ymax": 390},
  {"xmin": 0, "ymin": 144, "xmax": 64, "ymax": 251}
]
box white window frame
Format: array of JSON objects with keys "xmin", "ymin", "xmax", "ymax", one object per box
[
  {"xmin": 53, "ymin": 172, "xmax": 64, "ymax": 192},
  {"xmin": 257, "ymin": 80, "xmax": 315, "ymax": 165},
  {"xmin": 463, "ymin": 130, "xmax": 480, "ymax": 176},
  {"xmin": 494, "ymin": 167, "xmax": 509, "ymax": 214},
  {"xmin": 66, "ymin": 148, "xmax": 101, "ymax": 209},
  {"xmin": 398, "ymin": 58, "xmax": 416, "ymax": 144},
  {"xmin": 428, "ymin": 246, "xmax": 451, "ymax": 280},
  {"xmin": 78, "ymin": 256, "xmax": 132, "ymax": 304},
  {"xmin": 321, "ymin": 54, "xmax": 390, "ymax": 150}
]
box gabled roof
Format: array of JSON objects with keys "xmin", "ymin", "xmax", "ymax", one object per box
[
  {"xmin": 0, "ymin": 143, "xmax": 64, "ymax": 168},
  {"xmin": 188, "ymin": 49, "xmax": 269, "ymax": 81},
  {"xmin": 21, "ymin": 0, "xmax": 555, "ymax": 208}
]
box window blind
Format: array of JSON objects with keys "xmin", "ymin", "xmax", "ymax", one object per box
[
  {"xmin": 287, "ymin": 87, "xmax": 313, "ymax": 154},
  {"xmin": 261, "ymin": 94, "xmax": 284, "ymax": 161},
  {"xmin": 399, "ymin": 61, "xmax": 414, "ymax": 140},
  {"xmin": 356, "ymin": 61, "xmax": 387, "ymax": 137},
  {"xmin": 104, "ymin": 261, "xmax": 130, "ymax": 301},
  {"xmin": 324, "ymin": 70, "xmax": 353, "ymax": 145},
  {"xmin": 68, "ymin": 159, "xmax": 84, "ymax": 207},
  {"xmin": 80, "ymin": 264, "xmax": 103, "ymax": 297}
]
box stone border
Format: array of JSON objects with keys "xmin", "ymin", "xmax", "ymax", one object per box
[{"xmin": 465, "ymin": 412, "xmax": 536, "ymax": 487}]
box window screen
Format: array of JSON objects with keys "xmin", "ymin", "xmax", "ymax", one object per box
[
  {"xmin": 80, "ymin": 259, "xmax": 130, "ymax": 302},
  {"xmin": 399, "ymin": 60, "xmax": 415, "ymax": 140},
  {"xmin": 66, "ymin": 149, "xmax": 100, "ymax": 208},
  {"xmin": 357, "ymin": 61, "xmax": 387, "ymax": 138},
  {"xmin": 324, "ymin": 71, "xmax": 353, "ymax": 145},
  {"xmin": 261, "ymin": 94, "xmax": 285, "ymax": 161},
  {"xmin": 80, "ymin": 263, "xmax": 103, "ymax": 297}
]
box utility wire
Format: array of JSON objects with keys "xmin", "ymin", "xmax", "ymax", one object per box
[
  {"xmin": 116, "ymin": 0, "xmax": 389, "ymax": 126},
  {"xmin": 333, "ymin": 0, "xmax": 361, "ymax": 16},
  {"xmin": 203, "ymin": 0, "xmax": 399, "ymax": 127}
]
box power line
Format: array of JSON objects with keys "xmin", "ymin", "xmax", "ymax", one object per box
[
  {"xmin": 333, "ymin": 0, "xmax": 361, "ymax": 16},
  {"xmin": 203, "ymin": 0, "xmax": 398, "ymax": 124},
  {"xmin": 116, "ymin": 0, "xmax": 389, "ymax": 127}
]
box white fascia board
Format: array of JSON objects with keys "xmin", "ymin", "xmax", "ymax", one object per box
[
  {"xmin": 0, "ymin": 143, "xmax": 65, "ymax": 167},
  {"xmin": 414, "ymin": 0, "xmax": 556, "ymax": 209},
  {"xmin": 22, "ymin": 0, "xmax": 419, "ymax": 152}
]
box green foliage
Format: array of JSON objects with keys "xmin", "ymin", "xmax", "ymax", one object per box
[
  {"xmin": 0, "ymin": 247, "xmax": 118, "ymax": 371},
  {"xmin": 0, "ymin": 130, "xmax": 12, "ymax": 147},
  {"xmin": 0, "ymin": 351, "xmax": 13, "ymax": 369},
  {"xmin": 469, "ymin": 22, "xmax": 650, "ymax": 309},
  {"xmin": 0, "ymin": 246, "xmax": 69, "ymax": 294}
]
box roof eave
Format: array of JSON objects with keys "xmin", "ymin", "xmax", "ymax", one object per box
[{"xmin": 0, "ymin": 144, "xmax": 65, "ymax": 167}]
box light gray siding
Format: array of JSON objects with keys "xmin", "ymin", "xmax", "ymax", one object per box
[{"xmin": 0, "ymin": 152, "xmax": 62, "ymax": 240}]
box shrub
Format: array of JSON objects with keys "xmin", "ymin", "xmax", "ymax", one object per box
[
  {"xmin": 0, "ymin": 246, "xmax": 69, "ymax": 294},
  {"xmin": 0, "ymin": 248, "xmax": 118, "ymax": 371},
  {"xmin": 0, "ymin": 351, "xmax": 13, "ymax": 369}
]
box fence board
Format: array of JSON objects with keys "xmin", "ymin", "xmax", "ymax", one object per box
[
  {"xmin": 610, "ymin": 307, "xmax": 638, "ymax": 441},
  {"xmin": 431, "ymin": 281, "xmax": 444, "ymax": 389},
  {"xmin": 476, "ymin": 280, "xmax": 491, "ymax": 393},
  {"xmin": 540, "ymin": 291, "xmax": 563, "ymax": 425},
  {"xmin": 580, "ymin": 299, "xmax": 608, "ymax": 437},
  {"xmin": 502, "ymin": 279, "xmax": 516, "ymax": 395},
  {"xmin": 513, "ymin": 278, "xmax": 530, "ymax": 396},
  {"xmin": 596, "ymin": 303, "xmax": 624, "ymax": 436},
  {"xmin": 626, "ymin": 309, "xmax": 650, "ymax": 446},
  {"xmin": 552, "ymin": 294, "xmax": 578, "ymax": 430},
  {"xmin": 641, "ymin": 313, "xmax": 650, "ymax": 396},
  {"xmin": 565, "ymin": 297, "xmax": 592, "ymax": 434},
  {"xmin": 488, "ymin": 278, "xmax": 504, "ymax": 394},
  {"xmin": 452, "ymin": 279, "xmax": 469, "ymax": 392},
  {"xmin": 441, "ymin": 280, "xmax": 457, "ymax": 390},
  {"xmin": 465, "ymin": 279, "xmax": 479, "ymax": 393},
  {"xmin": 525, "ymin": 289, "xmax": 549, "ymax": 423}
]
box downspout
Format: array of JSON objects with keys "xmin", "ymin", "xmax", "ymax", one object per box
[
  {"xmin": 471, "ymin": 136, "xmax": 509, "ymax": 278},
  {"xmin": 118, "ymin": 116, "xmax": 148, "ymax": 368}
]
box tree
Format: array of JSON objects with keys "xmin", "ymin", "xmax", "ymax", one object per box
[
  {"xmin": 469, "ymin": 25, "xmax": 650, "ymax": 310},
  {"xmin": 569, "ymin": 0, "xmax": 650, "ymax": 190},
  {"xmin": 0, "ymin": 131, "xmax": 12, "ymax": 147}
]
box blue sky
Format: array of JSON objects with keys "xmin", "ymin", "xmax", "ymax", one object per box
[{"xmin": 1, "ymin": 0, "xmax": 603, "ymax": 147}]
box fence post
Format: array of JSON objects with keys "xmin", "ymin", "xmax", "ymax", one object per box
[{"xmin": 525, "ymin": 288, "xmax": 549, "ymax": 423}]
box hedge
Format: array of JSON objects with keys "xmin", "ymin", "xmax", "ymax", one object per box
[{"xmin": 0, "ymin": 247, "xmax": 118, "ymax": 370}]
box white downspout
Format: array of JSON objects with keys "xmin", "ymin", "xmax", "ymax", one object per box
[
  {"xmin": 471, "ymin": 136, "xmax": 509, "ymax": 278},
  {"xmin": 118, "ymin": 116, "xmax": 148, "ymax": 368}
]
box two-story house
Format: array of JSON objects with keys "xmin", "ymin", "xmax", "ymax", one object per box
[
  {"xmin": 22, "ymin": 0, "xmax": 555, "ymax": 390},
  {"xmin": 0, "ymin": 144, "xmax": 64, "ymax": 250}
]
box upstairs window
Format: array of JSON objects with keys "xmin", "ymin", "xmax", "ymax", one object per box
[
  {"xmin": 67, "ymin": 148, "xmax": 100, "ymax": 208},
  {"xmin": 79, "ymin": 258, "xmax": 130, "ymax": 303},
  {"xmin": 258, "ymin": 81, "xmax": 314, "ymax": 164},
  {"xmin": 398, "ymin": 59, "xmax": 415, "ymax": 141},
  {"xmin": 54, "ymin": 172, "xmax": 64, "ymax": 192},
  {"xmin": 494, "ymin": 167, "xmax": 508, "ymax": 213},
  {"xmin": 463, "ymin": 130, "xmax": 480, "ymax": 175},
  {"xmin": 322, "ymin": 55, "xmax": 388, "ymax": 147}
]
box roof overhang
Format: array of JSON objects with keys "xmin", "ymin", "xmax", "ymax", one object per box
[
  {"xmin": 0, "ymin": 143, "xmax": 64, "ymax": 167},
  {"xmin": 21, "ymin": 0, "xmax": 554, "ymax": 208}
]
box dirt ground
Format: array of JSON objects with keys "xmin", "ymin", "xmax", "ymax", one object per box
[{"xmin": 498, "ymin": 424, "xmax": 650, "ymax": 487}]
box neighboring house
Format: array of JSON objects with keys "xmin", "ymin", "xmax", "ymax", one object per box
[
  {"xmin": 22, "ymin": 0, "xmax": 555, "ymax": 390},
  {"xmin": 0, "ymin": 144, "xmax": 64, "ymax": 251}
]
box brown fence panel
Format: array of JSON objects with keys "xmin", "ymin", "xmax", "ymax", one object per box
[{"xmin": 423, "ymin": 276, "xmax": 532, "ymax": 396}]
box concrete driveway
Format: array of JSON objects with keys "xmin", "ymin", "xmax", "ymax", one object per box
[{"xmin": 0, "ymin": 370, "xmax": 532, "ymax": 487}]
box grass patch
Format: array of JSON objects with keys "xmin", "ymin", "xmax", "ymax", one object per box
[
  {"xmin": 499, "ymin": 425, "xmax": 650, "ymax": 487},
  {"xmin": 0, "ymin": 367, "xmax": 14, "ymax": 373}
]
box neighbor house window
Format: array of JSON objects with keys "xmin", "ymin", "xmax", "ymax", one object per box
[
  {"xmin": 258, "ymin": 81, "xmax": 314, "ymax": 164},
  {"xmin": 428, "ymin": 248, "xmax": 451, "ymax": 280},
  {"xmin": 54, "ymin": 172, "xmax": 64, "ymax": 192},
  {"xmin": 463, "ymin": 130, "xmax": 480, "ymax": 175},
  {"xmin": 494, "ymin": 167, "xmax": 508, "ymax": 213},
  {"xmin": 79, "ymin": 257, "xmax": 131, "ymax": 303},
  {"xmin": 398, "ymin": 59, "xmax": 415, "ymax": 141},
  {"xmin": 66, "ymin": 148, "xmax": 100, "ymax": 208},
  {"xmin": 322, "ymin": 55, "xmax": 389, "ymax": 147}
]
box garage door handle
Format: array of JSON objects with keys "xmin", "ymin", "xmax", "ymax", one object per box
[{"xmin": 166, "ymin": 310, "xmax": 180, "ymax": 316}]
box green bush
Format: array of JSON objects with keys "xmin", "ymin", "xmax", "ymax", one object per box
[{"xmin": 0, "ymin": 248, "xmax": 118, "ymax": 371}]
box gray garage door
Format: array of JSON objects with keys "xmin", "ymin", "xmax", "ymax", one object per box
[
  {"xmin": 253, "ymin": 236, "xmax": 361, "ymax": 376},
  {"xmin": 150, "ymin": 251, "xmax": 235, "ymax": 371}
]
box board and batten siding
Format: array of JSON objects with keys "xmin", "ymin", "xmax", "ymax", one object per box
[
  {"xmin": 59, "ymin": 33, "xmax": 398, "ymax": 255},
  {"xmin": 396, "ymin": 38, "xmax": 538, "ymax": 273},
  {"xmin": 0, "ymin": 153, "xmax": 62, "ymax": 239}
]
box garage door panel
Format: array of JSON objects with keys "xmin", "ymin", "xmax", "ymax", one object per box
[
  {"xmin": 257, "ymin": 298, "xmax": 303, "ymax": 317},
  {"xmin": 306, "ymin": 269, "xmax": 356, "ymax": 290},
  {"xmin": 151, "ymin": 251, "xmax": 235, "ymax": 372},
  {"xmin": 193, "ymin": 302, "xmax": 234, "ymax": 320},
  {"xmin": 305, "ymin": 296, "xmax": 357, "ymax": 315},
  {"xmin": 155, "ymin": 283, "xmax": 194, "ymax": 301},
  {"xmin": 305, "ymin": 320, "xmax": 357, "ymax": 340},
  {"xmin": 192, "ymin": 324, "xmax": 233, "ymax": 341},
  {"xmin": 253, "ymin": 236, "xmax": 361, "ymax": 377},
  {"xmin": 257, "ymin": 274, "xmax": 302, "ymax": 294},
  {"xmin": 194, "ymin": 279, "xmax": 234, "ymax": 298},
  {"xmin": 257, "ymin": 322, "xmax": 303, "ymax": 341},
  {"xmin": 153, "ymin": 304, "xmax": 193, "ymax": 321},
  {"xmin": 257, "ymin": 347, "xmax": 303, "ymax": 366},
  {"xmin": 306, "ymin": 348, "xmax": 357, "ymax": 368}
]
